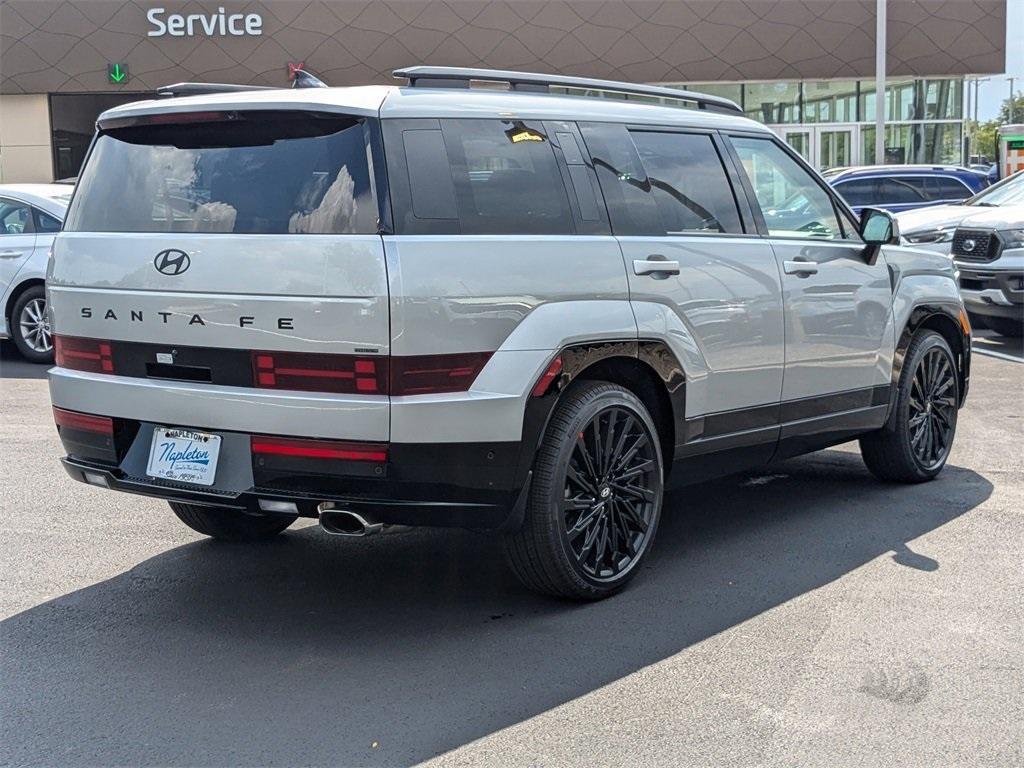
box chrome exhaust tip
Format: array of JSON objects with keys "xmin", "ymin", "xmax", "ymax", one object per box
[{"xmin": 317, "ymin": 503, "xmax": 383, "ymax": 537}]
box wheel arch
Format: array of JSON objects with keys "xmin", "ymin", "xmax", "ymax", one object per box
[
  {"xmin": 514, "ymin": 340, "xmax": 685, "ymax": 507},
  {"xmin": 892, "ymin": 302, "xmax": 971, "ymax": 416},
  {"xmin": 5, "ymin": 277, "xmax": 45, "ymax": 322}
]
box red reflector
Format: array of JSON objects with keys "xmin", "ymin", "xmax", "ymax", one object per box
[
  {"xmin": 252, "ymin": 351, "xmax": 387, "ymax": 394},
  {"xmin": 531, "ymin": 355, "xmax": 564, "ymax": 397},
  {"xmin": 251, "ymin": 435, "xmax": 388, "ymax": 462},
  {"xmin": 53, "ymin": 407, "xmax": 114, "ymax": 435},
  {"xmin": 54, "ymin": 336, "xmax": 115, "ymax": 374},
  {"xmin": 390, "ymin": 352, "xmax": 492, "ymax": 395}
]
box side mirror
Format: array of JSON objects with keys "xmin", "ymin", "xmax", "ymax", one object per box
[{"xmin": 860, "ymin": 207, "xmax": 900, "ymax": 245}]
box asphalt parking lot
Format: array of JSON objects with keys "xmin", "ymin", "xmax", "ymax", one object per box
[{"xmin": 1, "ymin": 337, "xmax": 1021, "ymax": 767}]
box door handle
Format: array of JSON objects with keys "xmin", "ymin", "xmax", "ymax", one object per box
[
  {"xmin": 783, "ymin": 260, "xmax": 819, "ymax": 276},
  {"xmin": 633, "ymin": 258, "xmax": 681, "ymax": 277},
  {"xmin": 0, "ymin": 250, "xmax": 25, "ymax": 258}
]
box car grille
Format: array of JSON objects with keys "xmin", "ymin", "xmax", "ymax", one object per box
[{"xmin": 952, "ymin": 229, "xmax": 1001, "ymax": 262}]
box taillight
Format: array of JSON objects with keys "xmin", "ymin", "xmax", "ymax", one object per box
[
  {"xmin": 52, "ymin": 406, "xmax": 114, "ymax": 435},
  {"xmin": 251, "ymin": 435, "xmax": 388, "ymax": 462},
  {"xmin": 252, "ymin": 351, "xmax": 492, "ymax": 395},
  {"xmin": 252, "ymin": 352, "xmax": 387, "ymax": 394},
  {"xmin": 390, "ymin": 352, "xmax": 492, "ymax": 395},
  {"xmin": 54, "ymin": 336, "xmax": 114, "ymax": 374}
]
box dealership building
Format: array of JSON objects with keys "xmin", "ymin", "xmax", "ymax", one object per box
[{"xmin": 0, "ymin": 0, "xmax": 1006, "ymax": 183}]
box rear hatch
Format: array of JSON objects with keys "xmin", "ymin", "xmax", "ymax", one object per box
[{"xmin": 49, "ymin": 105, "xmax": 390, "ymax": 439}]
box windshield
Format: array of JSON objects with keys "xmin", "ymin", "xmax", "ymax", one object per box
[
  {"xmin": 970, "ymin": 171, "xmax": 1024, "ymax": 207},
  {"xmin": 66, "ymin": 111, "xmax": 377, "ymax": 234}
]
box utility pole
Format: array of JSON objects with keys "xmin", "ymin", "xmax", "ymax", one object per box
[
  {"xmin": 1010, "ymin": 77, "xmax": 1017, "ymax": 123},
  {"xmin": 965, "ymin": 76, "xmax": 973, "ymax": 164},
  {"xmin": 875, "ymin": 0, "xmax": 886, "ymax": 164}
]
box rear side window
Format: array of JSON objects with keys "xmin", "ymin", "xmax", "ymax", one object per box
[
  {"xmin": 630, "ymin": 131, "xmax": 742, "ymax": 234},
  {"xmin": 441, "ymin": 119, "xmax": 573, "ymax": 235},
  {"xmin": 925, "ymin": 176, "xmax": 972, "ymax": 200},
  {"xmin": 34, "ymin": 209, "xmax": 62, "ymax": 233},
  {"xmin": 66, "ymin": 111, "xmax": 377, "ymax": 234}
]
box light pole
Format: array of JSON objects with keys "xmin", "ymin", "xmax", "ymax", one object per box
[
  {"xmin": 1010, "ymin": 77, "xmax": 1017, "ymax": 123},
  {"xmin": 875, "ymin": 0, "xmax": 886, "ymax": 164}
]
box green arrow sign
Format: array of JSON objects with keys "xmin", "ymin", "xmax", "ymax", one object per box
[{"xmin": 107, "ymin": 63, "xmax": 128, "ymax": 84}]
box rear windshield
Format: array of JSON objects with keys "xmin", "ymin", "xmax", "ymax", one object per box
[{"xmin": 65, "ymin": 111, "xmax": 378, "ymax": 234}]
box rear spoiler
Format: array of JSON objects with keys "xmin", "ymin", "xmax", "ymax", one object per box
[{"xmin": 156, "ymin": 69, "xmax": 328, "ymax": 99}]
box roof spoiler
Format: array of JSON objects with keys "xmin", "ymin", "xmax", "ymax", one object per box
[
  {"xmin": 156, "ymin": 69, "xmax": 328, "ymax": 99},
  {"xmin": 392, "ymin": 65, "xmax": 743, "ymax": 115}
]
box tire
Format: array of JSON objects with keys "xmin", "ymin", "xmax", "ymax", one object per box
[
  {"xmin": 504, "ymin": 381, "xmax": 664, "ymax": 600},
  {"xmin": 984, "ymin": 316, "xmax": 1023, "ymax": 338},
  {"xmin": 860, "ymin": 330, "xmax": 959, "ymax": 483},
  {"xmin": 169, "ymin": 502, "xmax": 296, "ymax": 542},
  {"xmin": 9, "ymin": 285, "xmax": 53, "ymax": 364}
]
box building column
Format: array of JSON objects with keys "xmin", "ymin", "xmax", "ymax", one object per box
[{"xmin": 0, "ymin": 94, "xmax": 54, "ymax": 183}]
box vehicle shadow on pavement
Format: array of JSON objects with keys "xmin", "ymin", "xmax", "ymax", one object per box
[
  {"xmin": 0, "ymin": 341, "xmax": 48, "ymax": 380},
  {"xmin": 0, "ymin": 451, "xmax": 992, "ymax": 767}
]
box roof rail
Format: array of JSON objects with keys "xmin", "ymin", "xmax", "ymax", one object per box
[
  {"xmin": 156, "ymin": 82, "xmax": 276, "ymax": 98},
  {"xmin": 392, "ymin": 66, "xmax": 743, "ymax": 115}
]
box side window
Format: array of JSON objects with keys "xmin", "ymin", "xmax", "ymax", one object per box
[
  {"xmin": 629, "ymin": 131, "xmax": 743, "ymax": 234},
  {"xmin": 730, "ymin": 136, "xmax": 850, "ymax": 240},
  {"xmin": 0, "ymin": 198, "xmax": 33, "ymax": 235},
  {"xmin": 402, "ymin": 129, "xmax": 458, "ymax": 220},
  {"xmin": 441, "ymin": 119, "xmax": 574, "ymax": 235},
  {"xmin": 926, "ymin": 177, "xmax": 972, "ymax": 201},
  {"xmin": 33, "ymin": 209, "xmax": 62, "ymax": 234},
  {"xmin": 877, "ymin": 177, "xmax": 927, "ymax": 205},
  {"xmin": 833, "ymin": 178, "xmax": 878, "ymax": 208}
]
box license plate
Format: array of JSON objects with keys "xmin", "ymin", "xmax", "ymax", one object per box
[{"xmin": 146, "ymin": 428, "xmax": 221, "ymax": 486}]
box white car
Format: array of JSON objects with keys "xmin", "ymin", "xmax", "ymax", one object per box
[
  {"xmin": 897, "ymin": 170, "xmax": 1024, "ymax": 253},
  {"xmin": 0, "ymin": 184, "xmax": 72, "ymax": 362}
]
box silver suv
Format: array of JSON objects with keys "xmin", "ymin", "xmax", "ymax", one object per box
[{"xmin": 48, "ymin": 67, "xmax": 971, "ymax": 599}]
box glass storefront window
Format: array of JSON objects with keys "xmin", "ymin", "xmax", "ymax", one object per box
[
  {"xmin": 861, "ymin": 78, "xmax": 962, "ymax": 122},
  {"xmin": 685, "ymin": 83, "xmax": 743, "ymax": 108},
  {"xmin": 745, "ymin": 82, "xmax": 800, "ymax": 124},
  {"xmin": 803, "ymin": 80, "xmax": 858, "ymax": 123},
  {"xmin": 861, "ymin": 122, "xmax": 962, "ymax": 165}
]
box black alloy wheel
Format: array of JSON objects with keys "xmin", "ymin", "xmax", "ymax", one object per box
[
  {"xmin": 907, "ymin": 346, "xmax": 957, "ymax": 471},
  {"xmin": 860, "ymin": 330, "xmax": 959, "ymax": 483},
  {"xmin": 504, "ymin": 381, "xmax": 664, "ymax": 600},
  {"xmin": 562, "ymin": 406, "xmax": 658, "ymax": 581}
]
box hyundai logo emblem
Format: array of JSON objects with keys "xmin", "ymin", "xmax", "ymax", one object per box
[
  {"xmin": 154, "ymin": 248, "xmax": 191, "ymax": 276},
  {"xmin": 962, "ymin": 239, "xmax": 976, "ymax": 252}
]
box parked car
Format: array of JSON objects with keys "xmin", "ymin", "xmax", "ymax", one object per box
[
  {"xmin": 824, "ymin": 165, "xmax": 989, "ymax": 216},
  {"xmin": 948, "ymin": 203, "xmax": 1024, "ymax": 337},
  {"xmin": 47, "ymin": 66, "xmax": 970, "ymax": 600},
  {"xmin": 896, "ymin": 169, "xmax": 1024, "ymax": 252},
  {"xmin": 1, "ymin": 184, "xmax": 72, "ymax": 362}
]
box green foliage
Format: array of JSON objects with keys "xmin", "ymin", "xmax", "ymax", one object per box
[{"xmin": 998, "ymin": 94, "xmax": 1024, "ymax": 124}]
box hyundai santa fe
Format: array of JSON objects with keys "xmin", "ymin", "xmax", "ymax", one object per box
[{"xmin": 48, "ymin": 67, "xmax": 971, "ymax": 599}]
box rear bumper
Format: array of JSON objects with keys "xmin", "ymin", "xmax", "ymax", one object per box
[
  {"xmin": 55, "ymin": 413, "xmax": 531, "ymax": 530},
  {"xmin": 61, "ymin": 456, "xmax": 527, "ymax": 529}
]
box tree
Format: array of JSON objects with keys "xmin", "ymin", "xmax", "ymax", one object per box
[{"xmin": 999, "ymin": 94, "xmax": 1024, "ymax": 124}]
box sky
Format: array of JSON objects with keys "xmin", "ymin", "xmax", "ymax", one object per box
[{"xmin": 974, "ymin": 0, "xmax": 1024, "ymax": 120}]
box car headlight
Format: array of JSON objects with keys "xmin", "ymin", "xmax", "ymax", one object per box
[
  {"xmin": 997, "ymin": 228, "xmax": 1024, "ymax": 248},
  {"xmin": 903, "ymin": 228, "xmax": 954, "ymax": 244}
]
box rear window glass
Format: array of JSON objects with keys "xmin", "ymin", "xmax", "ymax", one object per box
[{"xmin": 66, "ymin": 111, "xmax": 377, "ymax": 234}]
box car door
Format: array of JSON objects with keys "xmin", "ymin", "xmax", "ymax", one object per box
[
  {"xmin": 726, "ymin": 134, "xmax": 894, "ymax": 450},
  {"xmin": 0, "ymin": 197, "xmax": 37, "ymax": 299},
  {"xmin": 876, "ymin": 176, "xmax": 930, "ymax": 213},
  {"xmin": 580, "ymin": 122, "xmax": 784, "ymax": 467}
]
